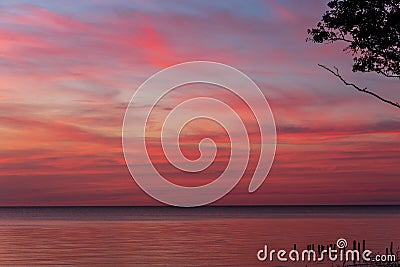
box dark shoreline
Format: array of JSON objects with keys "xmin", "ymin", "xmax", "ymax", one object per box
[
  {"xmin": 1, "ymin": 204, "xmax": 400, "ymax": 208},
  {"xmin": 0, "ymin": 205, "xmax": 399, "ymax": 221}
]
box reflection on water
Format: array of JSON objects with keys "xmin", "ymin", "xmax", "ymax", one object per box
[{"xmin": 0, "ymin": 206, "xmax": 399, "ymax": 266}]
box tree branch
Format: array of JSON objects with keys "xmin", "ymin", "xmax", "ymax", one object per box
[
  {"xmin": 331, "ymin": 37, "xmax": 352, "ymax": 43},
  {"xmin": 318, "ymin": 64, "xmax": 400, "ymax": 109},
  {"xmin": 377, "ymin": 71, "xmax": 400, "ymax": 79}
]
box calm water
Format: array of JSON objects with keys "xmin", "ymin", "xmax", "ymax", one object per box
[{"xmin": 0, "ymin": 206, "xmax": 399, "ymax": 266}]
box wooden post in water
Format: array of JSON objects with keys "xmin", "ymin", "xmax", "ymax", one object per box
[{"xmin": 362, "ymin": 240, "xmax": 366, "ymax": 262}]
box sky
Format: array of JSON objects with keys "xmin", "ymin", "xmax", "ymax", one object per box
[{"xmin": 0, "ymin": 0, "xmax": 399, "ymax": 206}]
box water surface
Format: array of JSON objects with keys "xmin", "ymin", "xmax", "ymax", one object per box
[{"xmin": 0, "ymin": 206, "xmax": 399, "ymax": 266}]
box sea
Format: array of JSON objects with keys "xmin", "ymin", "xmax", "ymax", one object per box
[{"xmin": 0, "ymin": 206, "xmax": 399, "ymax": 266}]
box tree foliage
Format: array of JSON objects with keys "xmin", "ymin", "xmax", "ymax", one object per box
[
  {"xmin": 307, "ymin": 0, "xmax": 400, "ymax": 108},
  {"xmin": 308, "ymin": 0, "xmax": 400, "ymax": 78}
]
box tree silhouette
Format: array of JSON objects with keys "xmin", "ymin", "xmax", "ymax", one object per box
[{"xmin": 307, "ymin": 0, "xmax": 400, "ymax": 108}]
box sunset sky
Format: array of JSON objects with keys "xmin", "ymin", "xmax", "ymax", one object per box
[{"xmin": 0, "ymin": 0, "xmax": 399, "ymax": 206}]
